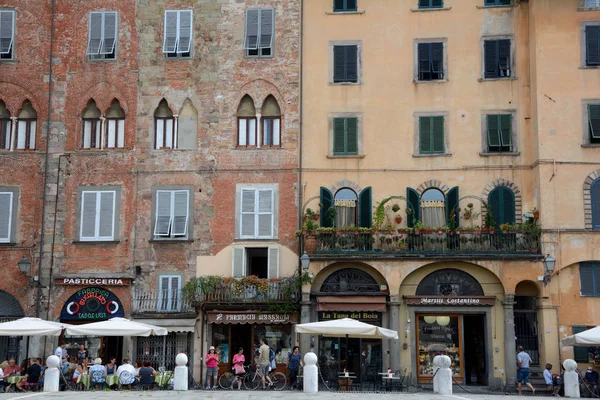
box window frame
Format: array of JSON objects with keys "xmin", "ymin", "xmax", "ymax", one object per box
[
  {"xmin": 76, "ymin": 186, "xmax": 121, "ymax": 242},
  {"xmin": 333, "ymin": 0, "xmax": 358, "ymax": 12},
  {"xmin": 484, "ymin": 0, "xmax": 511, "ymax": 6},
  {"xmin": 580, "ymin": 21, "xmax": 600, "ymax": 68},
  {"xmin": 480, "ymin": 36, "xmax": 515, "ymax": 80},
  {"xmin": 86, "ymin": 11, "xmax": 118, "ymax": 61},
  {"xmin": 332, "ymin": 117, "xmax": 359, "ymax": 156},
  {"xmin": 581, "ymin": 100, "xmax": 600, "ymax": 146},
  {"xmin": 579, "ymin": 0, "xmax": 600, "ymax": 10},
  {"xmin": 243, "ymin": 8, "xmax": 275, "ymax": 59},
  {"xmin": 15, "ymin": 118, "xmax": 36, "ymax": 150},
  {"xmin": 162, "ymin": 9, "xmax": 193, "ymax": 59},
  {"xmin": 81, "ymin": 118, "xmax": 102, "ymax": 149},
  {"xmin": 413, "ymin": 38, "xmax": 448, "ymax": 83},
  {"xmin": 232, "ymin": 246, "xmax": 280, "ymax": 279},
  {"xmin": 0, "ymin": 117, "xmax": 11, "ymax": 150},
  {"xmin": 0, "ymin": 10, "xmax": 15, "ymax": 61},
  {"xmin": 154, "ymin": 116, "xmax": 176, "ymax": 149},
  {"xmin": 329, "ymin": 40, "xmax": 363, "ymax": 85},
  {"xmin": 418, "ymin": 0, "xmax": 444, "ymax": 10},
  {"xmin": 105, "ymin": 117, "xmax": 125, "ymax": 149},
  {"xmin": 0, "ymin": 188, "xmax": 18, "ymax": 244},
  {"xmin": 237, "ymin": 117, "xmax": 257, "ymax": 147},
  {"xmin": 157, "ymin": 274, "xmax": 182, "ymax": 312},
  {"xmin": 235, "ymin": 183, "xmax": 279, "ymax": 240},
  {"xmin": 151, "ymin": 186, "xmax": 193, "ymax": 241},
  {"xmin": 579, "ymin": 262, "xmax": 600, "ymax": 296},
  {"xmin": 480, "ymin": 110, "xmax": 518, "ymax": 155},
  {"xmin": 261, "ymin": 116, "xmax": 281, "ymax": 147},
  {"xmin": 413, "ymin": 112, "xmax": 450, "ymax": 156},
  {"xmin": 328, "ymin": 112, "xmax": 364, "ymax": 158}
]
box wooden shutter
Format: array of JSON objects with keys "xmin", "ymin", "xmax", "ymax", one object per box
[
  {"xmin": 81, "ymin": 192, "xmax": 97, "ymax": 239},
  {"xmin": 86, "ymin": 12, "xmax": 103, "ymax": 55},
  {"xmin": 267, "ymin": 247, "xmax": 279, "ymax": 279},
  {"xmin": 431, "ymin": 42, "xmax": 443, "ymax": 75},
  {"xmin": 172, "ymin": 190, "xmax": 189, "ymax": 236},
  {"xmin": 0, "ymin": 192, "xmax": 12, "ymax": 242},
  {"xmin": 101, "ymin": 12, "xmax": 117, "ymax": 55},
  {"xmin": 432, "ymin": 0, "xmax": 443, "ymax": 6},
  {"xmin": 487, "ymin": 115, "xmax": 501, "ymax": 149},
  {"xmin": 240, "ymin": 189, "xmax": 256, "ymax": 237},
  {"xmin": 333, "ymin": 46, "xmax": 346, "ymax": 82},
  {"xmin": 98, "ymin": 191, "xmax": 115, "ymax": 239},
  {"xmin": 257, "ymin": 189, "xmax": 273, "ymax": 238},
  {"xmin": 358, "ymin": 187, "xmax": 372, "ymax": 228},
  {"xmin": 259, "ymin": 9, "xmax": 274, "ymax": 49},
  {"xmin": 345, "ymin": 45, "xmax": 358, "ymax": 83},
  {"xmin": 418, "ymin": 43, "xmax": 430, "ymax": 77},
  {"xmin": 446, "ymin": 186, "xmax": 459, "ymax": 227},
  {"xmin": 498, "ymin": 39, "xmax": 511, "ymax": 76},
  {"xmin": 163, "ymin": 10, "xmax": 178, "ymax": 53},
  {"xmin": 346, "ymin": 0, "xmax": 357, "ymax": 10},
  {"xmin": 500, "ymin": 114, "xmax": 512, "ymax": 146},
  {"xmin": 579, "ymin": 263, "xmax": 596, "ymax": 296},
  {"xmin": 154, "ymin": 190, "xmax": 172, "ymax": 236},
  {"xmin": 232, "ymin": 247, "xmax": 245, "ymax": 278},
  {"xmin": 171, "ymin": 276, "xmax": 181, "ymax": 311},
  {"xmin": 159, "ymin": 276, "xmax": 170, "ymax": 311},
  {"xmin": 573, "ymin": 325, "xmax": 591, "ymax": 361},
  {"xmin": 0, "ymin": 11, "xmax": 14, "ymax": 55},
  {"xmin": 484, "ymin": 40, "xmax": 498, "ymax": 78},
  {"xmin": 333, "ymin": 118, "xmax": 346, "ymax": 154},
  {"xmin": 432, "ymin": 116, "xmax": 444, "ymax": 153},
  {"xmin": 320, "ymin": 187, "xmax": 334, "ymax": 227},
  {"xmin": 586, "ymin": 25, "xmax": 600, "ymax": 66},
  {"xmin": 334, "ymin": 0, "xmax": 345, "ymax": 11},
  {"xmin": 177, "ymin": 10, "xmax": 192, "ymax": 53},
  {"xmin": 406, "ymin": 187, "xmax": 421, "ymax": 227},
  {"xmin": 488, "ymin": 187, "xmax": 515, "ymax": 226},
  {"xmin": 589, "ymin": 104, "xmax": 600, "ymax": 139},
  {"xmin": 244, "ymin": 9, "xmax": 259, "ymax": 50},
  {"xmin": 346, "ymin": 117, "xmax": 358, "ymax": 154},
  {"xmin": 419, "ymin": 117, "xmax": 431, "ymax": 153},
  {"xmin": 591, "ymin": 180, "xmax": 600, "ymax": 229}
]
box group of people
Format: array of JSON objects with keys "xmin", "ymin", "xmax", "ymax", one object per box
[
  {"xmin": 205, "ymin": 338, "xmax": 304, "ymax": 390},
  {"xmin": 0, "ymin": 357, "xmax": 44, "ymax": 392}
]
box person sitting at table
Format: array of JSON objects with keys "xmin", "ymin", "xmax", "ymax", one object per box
[
  {"xmin": 4, "ymin": 358, "xmax": 20, "ymax": 376},
  {"xmin": 135, "ymin": 360, "xmax": 142, "ymax": 376},
  {"xmin": 89, "ymin": 358, "xmax": 106, "ymax": 389},
  {"xmin": 0, "ymin": 361, "xmax": 9, "ymax": 391},
  {"xmin": 138, "ymin": 361, "xmax": 157, "ymax": 389},
  {"xmin": 19, "ymin": 359, "xmax": 29, "ymax": 375},
  {"xmin": 73, "ymin": 359, "xmax": 88, "ymax": 384},
  {"xmin": 116, "ymin": 358, "xmax": 136, "ymax": 389},
  {"xmin": 106, "ymin": 357, "xmax": 117, "ymax": 375},
  {"xmin": 18, "ymin": 358, "xmax": 42, "ymax": 392}
]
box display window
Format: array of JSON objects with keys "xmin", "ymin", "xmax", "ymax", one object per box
[{"xmin": 416, "ymin": 314, "xmax": 463, "ymax": 382}]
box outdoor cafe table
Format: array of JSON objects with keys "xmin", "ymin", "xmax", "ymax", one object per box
[
  {"xmin": 5, "ymin": 376, "xmax": 25, "ymax": 385},
  {"xmin": 337, "ymin": 373, "xmax": 356, "ymax": 392},
  {"xmin": 105, "ymin": 374, "xmax": 119, "ymax": 387},
  {"xmin": 381, "ymin": 375, "xmax": 403, "ymax": 391},
  {"xmin": 76, "ymin": 374, "xmax": 91, "ymax": 389}
]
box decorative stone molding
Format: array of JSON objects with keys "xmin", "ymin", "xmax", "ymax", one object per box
[
  {"xmin": 331, "ymin": 179, "xmax": 362, "ymax": 194},
  {"xmin": 481, "ymin": 179, "xmax": 522, "ymax": 224},
  {"xmin": 583, "ymin": 169, "xmax": 600, "ymax": 229},
  {"xmin": 416, "ymin": 179, "xmax": 450, "ymax": 195}
]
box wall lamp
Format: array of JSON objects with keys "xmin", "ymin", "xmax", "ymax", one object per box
[
  {"xmin": 300, "ymin": 251, "xmax": 310, "ymax": 271},
  {"xmin": 542, "ymin": 253, "xmax": 556, "ymax": 286},
  {"xmin": 17, "ymin": 258, "xmax": 39, "ymax": 286}
]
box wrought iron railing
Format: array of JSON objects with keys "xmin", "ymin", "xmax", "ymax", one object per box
[
  {"xmin": 193, "ymin": 281, "xmax": 299, "ymax": 304},
  {"xmin": 133, "ymin": 290, "xmax": 193, "ymax": 313}
]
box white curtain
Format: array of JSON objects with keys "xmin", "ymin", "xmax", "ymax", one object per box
[
  {"xmin": 421, "ymin": 200, "xmax": 446, "ymax": 227},
  {"xmin": 334, "ymin": 199, "xmax": 356, "ymax": 228}
]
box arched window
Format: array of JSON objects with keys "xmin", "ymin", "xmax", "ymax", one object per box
[
  {"xmin": 154, "ymin": 99, "xmax": 175, "ymax": 149},
  {"xmin": 105, "ymin": 99, "xmax": 125, "ymax": 149},
  {"xmin": 421, "ymin": 188, "xmax": 446, "ymax": 227},
  {"xmin": 16, "ymin": 100, "xmax": 37, "ymax": 150},
  {"xmin": 334, "ymin": 188, "xmax": 358, "ymax": 228},
  {"xmin": 320, "ymin": 268, "xmax": 380, "ymax": 293},
  {"xmin": 488, "ymin": 186, "xmax": 515, "ymax": 226},
  {"xmin": 177, "ymin": 98, "xmax": 197, "ymax": 149},
  {"xmin": 237, "ymin": 95, "xmax": 256, "ymax": 147},
  {"xmin": 261, "ymin": 95, "xmax": 280, "ymax": 147},
  {"xmin": 0, "ymin": 101, "xmax": 11, "ymax": 150},
  {"xmin": 416, "ymin": 268, "xmax": 484, "ymax": 296},
  {"xmin": 82, "ymin": 100, "xmax": 101, "ymax": 149},
  {"xmin": 592, "ymin": 179, "xmax": 600, "ymax": 230}
]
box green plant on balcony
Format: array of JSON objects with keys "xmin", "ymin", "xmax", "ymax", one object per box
[{"xmin": 483, "ymin": 205, "xmax": 496, "ymax": 231}]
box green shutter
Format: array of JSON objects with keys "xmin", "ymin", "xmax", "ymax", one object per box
[
  {"xmin": 406, "ymin": 187, "xmax": 421, "ymax": 227},
  {"xmin": 572, "ymin": 325, "xmax": 591, "ymax": 362},
  {"xmin": 320, "ymin": 187, "xmax": 334, "ymax": 228},
  {"xmin": 333, "ymin": 118, "xmax": 346, "ymax": 154},
  {"xmin": 586, "ymin": 25, "xmax": 600, "ymax": 66},
  {"xmin": 446, "ymin": 186, "xmax": 459, "ymax": 227},
  {"xmin": 346, "ymin": 117, "xmax": 358, "ymax": 154},
  {"xmin": 333, "ymin": 46, "xmax": 346, "ymax": 82},
  {"xmin": 345, "ymin": 45, "xmax": 358, "ymax": 83},
  {"xmin": 419, "ymin": 117, "xmax": 431, "ymax": 153},
  {"xmin": 488, "ymin": 187, "xmax": 515, "ymax": 226},
  {"xmin": 432, "ymin": 116, "xmax": 444, "ymax": 153},
  {"xmin": 358, "ymin": 187, "xmax": 372, "ymax": 228},
  {"xmin": 484, "ymin": 40, "xmax": 498, "ymax": 78},
  {"xmin": 591, "ymin": 180, "xmax": 600, "ymax": 229},
  {"xmin": 500, "ymin": 114, "xmax": 512, "ymax": 146},
  {"xmin": 487, "ymin": 115, "xmax": 501, "ymax": 148},
  {"xmin": 589, "ymin": 104, "xmax": 600, "ymax": 139}
]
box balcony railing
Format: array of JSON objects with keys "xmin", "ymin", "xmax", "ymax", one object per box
[
  {"xmin": 192, "ymin": 281, "xmax": 299, "ymax": 304},
  {"xmin": 307, "ymin": 230, "xmax": 541, "ymax": 258},
  {"xmin": 133, "ymin": 290, "xmax": 193, "ymax": 314}
]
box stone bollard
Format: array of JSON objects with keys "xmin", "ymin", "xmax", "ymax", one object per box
[
  {"xmin": 563, "ymin": 359, "xmax": 580, "ymax": 398},
  {"xmin": 433, "ymin": 355, "xmax": 452, "ymax": 395},
  {"xmin": 44, "ymin": 355, "xmax": 60, "ymax": 392},
  {"xmin": 303, "ymin": 352, "xmax": 318, "ymax": 393},
  {"xmin": 173, "ymin": 353, "xmax": 188, "ymax": 391}
]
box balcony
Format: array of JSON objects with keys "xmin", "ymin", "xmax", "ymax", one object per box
[
  {"xmin": 132, "ymin": 289, "xmax": 194, "ymax": 314},
  {"xmin": 188, "ymin": 278, "xmax": 301, "ymax": 306}
]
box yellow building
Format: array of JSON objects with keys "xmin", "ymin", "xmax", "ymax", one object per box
[{"xmin": 299, "ymin": 0, "xmax": 600, "ymax": 390}]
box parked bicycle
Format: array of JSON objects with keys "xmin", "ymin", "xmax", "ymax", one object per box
[
  {"xmin": 244, "ymin": 364, "xmax": 286, "ymax": 391},
  {"xmin": 218, "ymin": 365, "xmax": 251, "ymax": 390}
]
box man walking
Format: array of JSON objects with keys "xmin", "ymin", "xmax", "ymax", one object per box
[
  {"xmin": 258, "ymin": 338, "xmax": 273, "ymax": 389},
  {"xmin": 516, "ymin": 345, "xmax": 535, "ymax": 395},
  {"xmin": 54, "ymin": 342, "xmax": 67, "ymax": 366}
]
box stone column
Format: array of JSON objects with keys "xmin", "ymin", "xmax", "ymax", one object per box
[
  {"xmin": 389, "ymin": 297, "xmax": 401, "ymax": 371},
  {"xmin": 503, "ymin": 294, "xmax": 517, "ymax": 392},
  {"xmin": 299, "ymin": 287, "xmax": 312, "ymax": 356}
]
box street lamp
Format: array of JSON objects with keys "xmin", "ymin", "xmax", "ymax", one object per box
[
  {"xmin": 300, "ymin": 251, "xmax": 311, "ymax": 271},
  {"xmin": 17, "ymin": 258, "xmax": 38, "ymax": 285},
  {"xmin": 542, "ymin": 253, "xmax": 556, "ymax": 286}
]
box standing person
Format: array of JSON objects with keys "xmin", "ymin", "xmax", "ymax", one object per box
[
  {"xmin": 230, "ymin": 347, "xmax": 245, "ymax": 390},
  {"xmin": 77, "ymin": 344, "xmax": 88, "ymax": 362},
  {"xmin": 287, "ymin": 346, "xmax": 303, "ymax": 389},
  {"xmin": 516, "ymin": 346, "xmax": 536, "ymax": 395},
  {"xmin": 257, "ymin": 338, "xmax": 273, "ymax": 389},
  {"xmin": 54, "ymin": 342, "xmax": 67, "ymax": 366},
  {"xmin": 204, "ymin": 346, "xmax": 219, "ymax": 389}
]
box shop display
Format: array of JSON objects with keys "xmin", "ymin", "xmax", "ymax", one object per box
[{"xmin": 417, "ymin": 315, "xmax": 462, "ymax": 379}]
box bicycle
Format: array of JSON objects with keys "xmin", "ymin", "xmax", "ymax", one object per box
[
  {"xmin": 218, "ymin": 365, "xmax": 251, "ymax": 390},
  {"xmin": 244, "ymin": 364, "xmax": 287, "ymax": 391}
]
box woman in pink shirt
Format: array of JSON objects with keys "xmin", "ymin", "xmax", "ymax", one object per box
[
  {"xmin": 205, "ymin": 346, "xmax": 219, "ymax": 389},
  {"xmin": 230, "ymin": 347, "xmax": 245, "ymax": 390}
]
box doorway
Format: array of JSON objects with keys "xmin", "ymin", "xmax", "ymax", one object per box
[
  {"xmin": 318, "ymin": 336, "xmax": 382, "ymax": 384},
  {"xmin": 463, "ymin": 315, "xmax": 487, "ymax": 385},
  {"xmin": 514, "ymin": 296, "xmax": 539, "ymax": 365},
  {"xmin": 231, "ymin": 325, "xmax": 252, "ymax": 365},
  {"xmin": 101, "ymin": 336, "xmax": 123, "ymax": 364}
]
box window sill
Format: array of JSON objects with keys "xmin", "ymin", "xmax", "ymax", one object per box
[
  {"xmin": 579, "ymin": 65, "xmax": 600, "ymax": 69},
  {"xmin": 413, "ymin": 79, "xmax": 448, "ymax": 84},
  {"xmin": 148, "ymin": 238, "xmax": 194, "ymax": 243},
  {"xmin": 412, "ymin": 153, "xmax": 452, "ymax": 158},
  {"xmin": 411, "ymin": 7, "xmax": 451, "ymax": 12},
  {"xmin": 78, "ymin": 149, "xmax": 129, "ymax": 153},
  {"xmin": 234, "ymin": 238, "xmax": 279, "ymax": 242},
  {"xmin": 0, "ymin": 242, "xmax": 17, "ymax": 247},
  {"xmin": 235, "ymin": 146, "xmax": 283, "ymax": 150},
  {"xmin": 478, "ymin": 77, "xmax": 517, "ymax": 82},
  {"xmin": 479, "ymin": 151, "xmax": 520, "ymax": 157},
  {"xmin": 87, "ymin": 58, "xmax": 118, "ymax": 63},
  {"xmin": 580, "ymin": 144, "xmax": 600, "ymax": 148},
  {"xmin": 325, "ymin": 10, "xmax": 366, "ymax": 15},
  {"xmin": 329, "ymin": 82, "xmax": 363, "ymax": 86},
  {"xmin": 578, "ymin": 7, "xmax": 600, "ymax": 11},
  {"xmin": 476, "ymin": 5, "xmax": 513, "ymax": 9},
  {"xmin": 73, "ymin": 240, "xmax": 121, "ymax": 244},
  {"xmin": 244, "ymin": 56, "xmax": 275, "ymax": 60},
  {"xmin": 327, "ymin": 154, "xmax": 365, "ymax": 159}
]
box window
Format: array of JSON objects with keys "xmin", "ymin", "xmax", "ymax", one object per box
[
  {"xmin": 334, "ymin": 188, "xmax": 357, "ymax": 228},
  {"xmin": 591, "ymin": 179, "xmax": 600, "ymax": 229},
  {"xmin": 81, "ymin": 100, "xmax": 101, "ymax": 149},
  {"xmin": 162, "ymin": 10, "xmax": 192, "ymax": 58},
  {"xmin": 0, "ymin": 188, "xmax": 17, "ymax": 243},
  {"xmin": 406, "ymin": 186, "xmax": 458, "ymax": 228},
  {"xmin": 105, "ymin": 99, "xmax": 125, "ymax": 148},
  {"xmin": 417, "ymin": 42, "xmax": 444, "ymax": 81},
  {"xmin": 237, "ymin": 95, "xmax": 257, "ymax": 147},
  {"xmin": 177, "ymin": 98, "xmax": 197, "ymax": 150},
  {"xmin": 158, "ymin": 275, "xmax": 181, "ymax": 312},
  {"xmin": 78, "ymin": 188, "xmax": 120, "ymax": 241},
  {"xmin": 419, "ymin": 0, "xmax": 443, "ymax": 10},
  {"xmin": 333, "ymin": 45, "xmax": 358, "ymax": 83},
  {"xmin": 484, "ymin": 39, "xmax": 511, "ymax": 79},
  {"xmin": 153, "ymin": 188, "xmax": 191, "ymax": 239},
  {"xmin": 16, "ymin": 101, "xmax": 36, "ymax": 150},
  {"xmin": 243, "ymin": 9, "xmax": 274, "ymax": 58},
  {"xmin": 334, "ymin": 0, "xmax": 357, "ymax": 12},
  {"xmin": 261, "ymin": 95, "xmax": 281, "ymax": 147},
  {"xmin": 419, "ymin": 116, "xmax": 445, "ymax": 154},
  {"xmin": 484, "ymin": 0, "xmax": 510, "ymax": 5},
  {"xmin": 584, "ymin": 0, "xmax": 600, "ymax": 8},
  {"xmin": 240, "ymin": 188, "xmax": 274, "ymax": 239},
  {"xmin": 586, "ymin": 25, "xmax": 600, "ymax": 66},
  {"xmin": 572, "ymin": 325, "xmax": 597, "ymax": 362},
  {"xmin": 232, "ymin": 247, "xmax": 279, "ymax": 279},
  {"xmin": 0, "ymin": 10, "xmax": 15, "ymax": 60},
  {"xmin": 154, "ymin": 99, "xmax": 175, "ymax": 149},
  {"xmin": 86, "ymin": 11, "xmax": 117, "ymax": 60},
  {"xmin": 0, "ymin": 100, "xmax": 11, "ymax": 150},
  {"xmin": 488, "ymin": 186, "xmax": 515, "ymax": 226},
  {"xmin": 333, "ymin": 117, "xmax": 358, "ymax": 155},
  {"xmin": 486, "ymin": 114, "xmax": 513, "ymax": 152},
  {"xmin": 588, "ymin": 104, "xmax": 600, "ymax": 144},
  {"xmin": 579, "ymin": 262, "xmax": 600, "ymax": 296},
  {"xmin": 319, "ymin": 185, "xmax": 372, "ymax": 228}
]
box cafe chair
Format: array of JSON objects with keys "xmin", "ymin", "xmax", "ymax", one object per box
[
  {"xmin": 118, "ymin": 371, "xmax": 135, "ymax": 390},
  {"xmin": 91, "ymin": 371, "xmax": 106, "ymax": 390}
]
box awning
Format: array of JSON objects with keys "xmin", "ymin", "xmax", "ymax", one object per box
[
  {"xmin": 316, "ymin": 296, "xmax": 387, "ymax": 312},
  {"xmin": 131, "ymin": 318, "xmax": 196, "ymax": 333},
  {"xmin": 207, "ymin": 311, "xmax": 299, "ymax": 325}
]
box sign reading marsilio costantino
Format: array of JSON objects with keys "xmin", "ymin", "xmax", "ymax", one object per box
[{"xmin": 404, "ymin": 296, "xmax": 496, "ymax": 306}]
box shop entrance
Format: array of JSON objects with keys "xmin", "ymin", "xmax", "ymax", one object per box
[
  {"xmin": 101, "ymin": 336, "xmax": 123, "ymax": 364},
  {"xmin": 514, "ymin": 296, "xmax": 539, "ymax": 365},
  {"xmin": 318, "ymin": 336, "xmax": 382, "ymax": 384},
  {"xmin": 231, "ymin": 324, "xmax": 253, "ymax": 364},
  {"xmin": 463, "ymin": 314, "xmax": 487, "ymax": 385}
]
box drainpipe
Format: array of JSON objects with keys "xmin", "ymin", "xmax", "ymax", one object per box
[{"xmin": 297, "ymin": 0, "xmax": 304, "ymax": 276}]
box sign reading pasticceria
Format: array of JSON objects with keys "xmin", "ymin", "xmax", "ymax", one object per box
[
  {"xmin": 56, "ymin": 278, "xmax": 131, "ymax": 286},
  {"xmin": 318, "ymin": 311, "xmax": 383, "ymax": 325},
  {"xmin": 404, "ymin": 296, "xmax": 496, "ymax": 306},
  {"xmin": 207, "ymin": 311, "xmax": 299, "ymax": 324},
  {"xmin": 60, "ymin": 287, "xmax": 125, "ymax": 320}
]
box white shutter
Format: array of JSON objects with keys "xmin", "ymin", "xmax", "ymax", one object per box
[
  {"xmin": 240, "ymin": 189, "xmax": 256, "ymax": 238},
  {"xmin": 80, "ymin": 192, "xmax": 97, "ymax": 239},
  {"xmin": 232, "ymin": 247, "xmax": 245, "ymax": 278},
  {"xmin": 259, "ymin": 9, "xmax": 274, "ymax": 49},
  {"xmin": 248, "ymin": 119, "xmax": 256, "ymax": 146},
  {"xmin": 86, "ymin": 12, "xmax": 103, "ymax": 55},
  {"xmin": 257, "ymin": 189, "xmax": 273, "ymax": 238},
  {"xmin": 165, "ymin": 119, "xmax": 174, "ymax": 148},
  {"xmin": 238, "ymin": 119, "xmax": 247, "ymax": 146},
  {"xmin": 93, "ymin": 120, "xmax": 101, "ymax": 148},
  {"xmin": 28, "ymin": 120, "xmax": 36, "ymax": 149},
  {"xmin": 117, "ymin": 119, "xmax": 124, "ymax": 148},
  {"xmin": 155, "ymin": 119, "xmax": 164, "ymax": 149},
  {"xmin": 267, "ymin": 247, "xmax": 279, "ymax": 279},
  {"xmin": 100, "ymin": 12, "xmax": 117, "ymax": 55},
  {"xmin": 98, "ymin": 191, "xmax": 115, "ymax": 239},
  {"xmin": 83, "ymin": 120, "xmax": 92, "ymax": 148},
  {"xmin": 163, "ymin": 10, "xmax": 178, "ymax": 53},
  {"xmin": 0, "ymin": 192, "xmax": 13, "ymax": 243},
  {"xmin": 107, "ymin": 119, "xmax": 116, "ymax": 148},
  {"xmin": 244, "ymin": 9, "xmax": 259, "ymax": 50},
  {"xmin": 171, "ymin": 276, "xmax": 181, "ymax": 311},
  {"xmin": 273, "ymin": 119, "xmax": 280, "ymax": 146},
  {"xmin": 0, "ymin": 10, "xmax": 14, "ymax": 55},
  {"xmin": 158, "ymin": 276, "xmax": 170, "ymax": 311},
  {"xmin": 16, "ymin": 120, "xmax": 26, "ymax": 149},
  {"xmin": 177, "ymin": 10, "xmax": 192, "ymax": 53},
  {"xmin": 154, "ymin": 190, "xmax": 172, "ymax": 236},
  {"xmin": 172, "ymin": 190, "xmax": 189, "ymax": 236}
]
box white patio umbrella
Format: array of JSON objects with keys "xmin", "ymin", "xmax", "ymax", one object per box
[
  {"xmin": 296, "ymin": 318, "xmax": 399, "ymax": 339},
  {"xmin": 65, "ymin": 317, "xmax": 168, "ymax": 337},
  {"xmin": 0, "ymin": 317, "xmax": 71, "ymax": 336},
  {"xmin": 561, "ymin": 325, "xmax": 600, "ymax": 346}
]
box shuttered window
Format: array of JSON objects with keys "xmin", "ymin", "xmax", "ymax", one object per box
[
  {"xmin": 158, "ymin": 275, "xmax": 181, "ymax": 312},
  {"xmin": 82, "ymin": 119, "xmax": 101, "ymax": 149},
  {"xmin": 333, "ymin": 117, "xmax": 358, "ymax": 155},
  {"xmin": 0, "ymin": 10, "xmax": 15, "ymax": 60},
  {"xmin": 419, "ymin": 116, "xmax": 445, "ymax": 154},
  {"xmin": 80, "ymin": 190, "xmax": 116, "ymax": 241},
  {"xmin": 238, "ymin": 118, "xmax": 257, "ymax": 147},
  {"xmin": 579, "ymin": 262, "xmax": 600, "ymax": 296},
  {"xmin": 487, "ymin": 114, "xmax": 513, "ymax": 152},
  {"xmin": 0, "ymin": 191, "xmax": 14, "ymax": 243},
  {"xmin": 584, "ymin": 0, "xmax": 600, "ymax": 7},
  {"xmin": 484, "ymin": 0, "xmax": 510, "ymax": 5},
  {"xmin": 418, "ymin": 42, "xmax": 444, "ymax": 80},
  {"xmin": 334, "ymin": 0, "xmax": 357, "ymax": 12},
  {"xmin": 488, "ymin": 186, "xmax": 515, "ymax": 226},
  {"xmin": 106, "ymin": 118, "xmax": 125, "ymax": 148},
  {"xmin": 244, "ymin": 9, "xmax": 274, "ymax": 58},
  {"xmin": 586, "ymin": 25, "xmax": 600, "ymax": 66},
  {"xmin": 589, "ymin": 104, "xmax": 600, "ymax": 143},
  {"xmin": 162, "ymin": 10, "xmax": 192, "ymax": 58},
  {"xmin": 86, "ymin": 12, "xmax": 117, "ymax": 60},
  {"xmin": 240, "ymin": 188, "xmax": 274, "ymax": 239},
  {"xmin": 16, "ymin": 120, "xmax": 36, "ymax": 150},
  {"xmin": 154, "ymin": 189, "xmax": 190, "ymax": 239},
  {"xmin": 484, "ymin": 39, "xmax": 511, "ymax": 79},
  {"xmin": 232, "ymin": 247, "xmax": 279, "ymax": 279},
  {"xmin": 333, "ymin": 45, "xmax": 358, "ymax": 83},
  {"xmin": 419, "ymin": 0, "xmax": 443, "ymax": 8},
  {"xmin": 591, "ymin": 179, "xmax": 600, "ymax": 229},
  {"xmin": 1, "ymin": 119, "xmax": 11, "ymax": 150},
  {"xmin": 262, "ymin": 118, "xmax": 280, "ymax": 147}
]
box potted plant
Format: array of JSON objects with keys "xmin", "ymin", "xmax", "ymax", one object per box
[
  {"xmin": 300, "ymin": 209, "xmax": 319, "ymax": 254},
  {"xmin": 499, "ymin": 223, "xmax": 512, "ymax": 234},
  {"xmin": 484, "ymin": 205, "xmax": 496, "ymax": 234},
  {"xmin": 391, "ymin": 203, "xmax": 403, "ymax": 224},
  {"xmin": 531, "ymin": 207, "xmax": 539, "ymax": 220},
  {"xmin": 413, "ymin": 220, "xmax": 424, "ymax": 235}
]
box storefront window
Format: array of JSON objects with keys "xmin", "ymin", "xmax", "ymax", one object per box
[
  {"xmin": 213, "ymin": 325, "xmax": 230, "ymax": 364},
  {"xmin": 253, "ymin": 325, "xmax": 293, "ymax": 364},
  {"xmin": 417, "ymin": 315, "xmax": 462, "ymax": 377}
]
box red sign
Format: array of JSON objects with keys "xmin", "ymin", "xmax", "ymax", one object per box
[{"xmin": 55, "ymin": 278, "xmax": 131, "ymax": 286}]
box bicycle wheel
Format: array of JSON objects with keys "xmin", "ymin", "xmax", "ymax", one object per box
[
  {"xmin": 243, "ymin": 372, "xmax": 261, "ymax": 390},
  {"xmin": 270, "ymin": 372, "xmax": 287, "ymax": 391},
  {"xmin": 218, "ymin": 372, "xmax": 234, "ymax": 389}
]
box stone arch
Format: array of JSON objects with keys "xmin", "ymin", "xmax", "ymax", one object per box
[
  {"xmin": 481, "ymin": 179, "xmax": 523, "ymax": 224},
  {"xmin": 81, "ymin": 99, "xmax": 101, "ymax": 118},
  {"xmin": 236, "ymin": 95, "xmax": 256, "ymax": 117},
  {"xmin": 331, "ymin": 179, "xmax": 362, "ymax": 195},
  {"xmin": 105, "ymin": 98, "xmax": 126, "ymax": 118},
  {"xmin": 261, "ymin": 95, "xmax": 281, "ymax": 117},
  {"xmin": 416, "ymin": 179, "xmax": 450, "ymax": 196},
  {"xmin": 515, "ymin": 280, "xmax": 541, "ymax": 297},
  {"xmin": 154, "ymin": 98, "xmax": 174, "ymax": 117},
  {"xmin": 0, "ymin": 80, "xmax": 45, "ymax": 116},
  {"xmin": 311, "ymin": 262, "xmax": 388, "ymax": 294},
  {"xmin": 416, "ymin": 268, "xmax": 484, "ymax": 296},
  {"xmin": 234, "ymin": 79, "xmax": 286, "ymax": 117},
  {"xmin": 78, "ymin": 81, "xmax": 130, "ymax": 115},
  {"xmin": 583, "ymin": 169, "xmax": 600, "ymax": 229},
  {"xmin": 0, "ymin": 290, "xmax": 24, "ymax": 318}
]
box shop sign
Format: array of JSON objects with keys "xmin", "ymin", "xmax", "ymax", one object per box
[
  {"xmin": 207, "ymin": 311, "xmax": 299, "ymax": 324},
  {"xmin": 318, "ymin": 311, "xmax": 382, "ymax": 325},
  {"xmin": 405, "ymin": 296, "xmax": 495, "ymax": 306},
  {"xmin": 56, "ymin": 278, "xmax": 131, "ymax": 286},
  {"xmin": 60, "ymin": 287, "xmax": 125, "ymax": 320}
]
